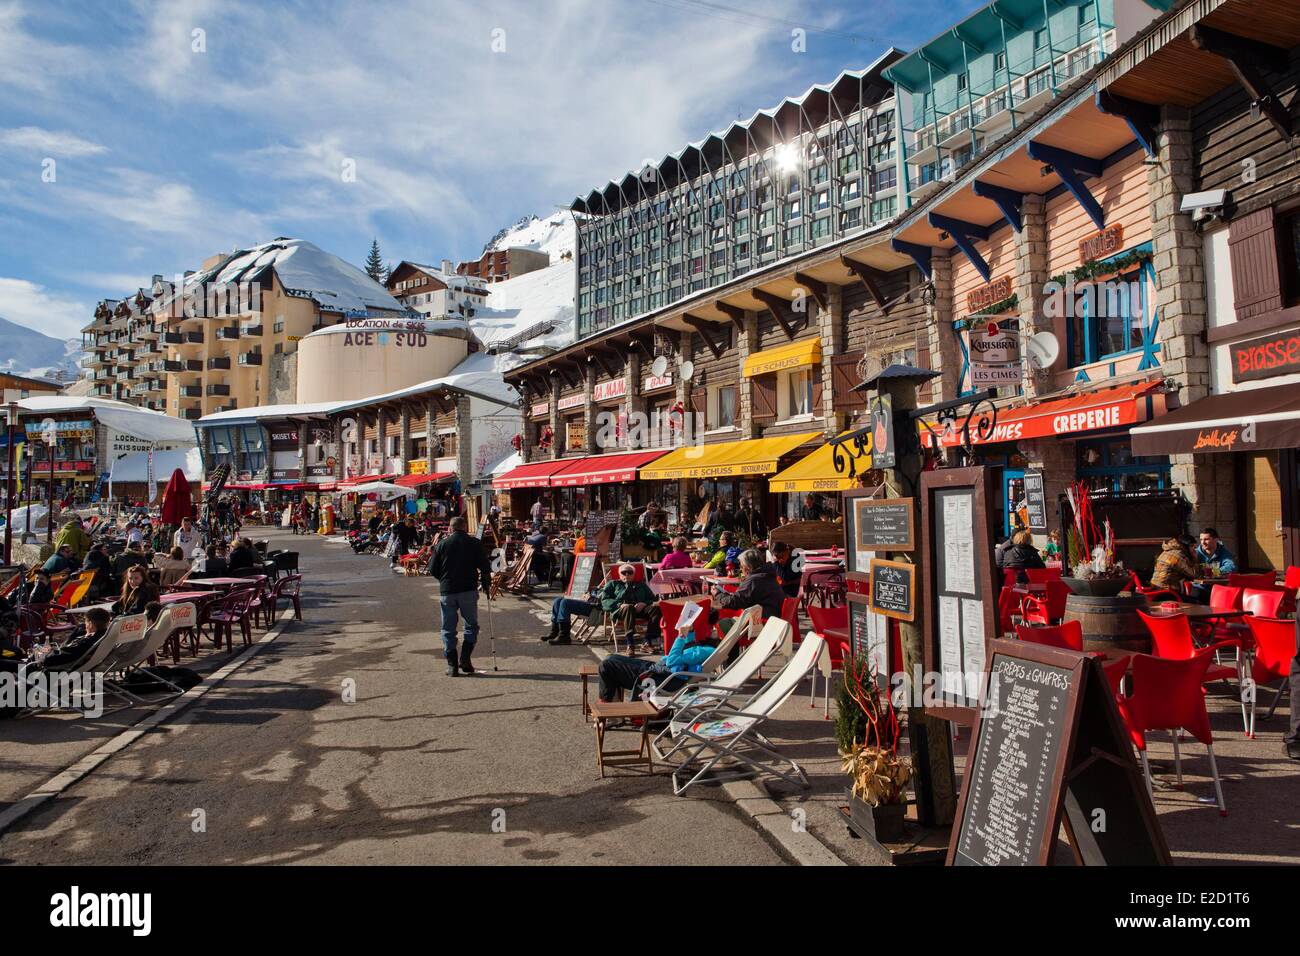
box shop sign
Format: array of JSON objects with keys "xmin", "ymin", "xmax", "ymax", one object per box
[
  {"xmin": 968, "ymin": 323, "xmax": 1019, "ymax": 364},
  {"xmin": 965, "ymin": 276, "xmax": 1012, "ymax": 313},
  {"xmin": 529, "ymin": 401, "xmax": 550, "ymax": 417},
  {"xmin": 558, "ymin": 393, "xmax": 585, "ymax": 411},
  {"xmin": 409, "ymin": 458, "xmax": 430, "ymax": 475},
  {"xmin": 642, "ymin": 374, "xmax": 673, "ymax": 392},
  {"xmin": 869, "ymin": 394, "xmax": 895, "ymax": 470},
  {"xmin": 1191, "ymin": 427, "xmax": 1243, "ymax": 451},
  {"xmin": 1229, "ymin": 328, "xmax": 1300, "ymax": 384},
  {"xmin": 970, "ymin": 363, "xmax": 1023, "ymax": 387},
  {"xmin": 269, "ymin": 428, "xmax": 299, "ymax": 449},
  {"xmin": 593, "ymin": 378, "xmax": 627, "ymax": 402},
  {"xmin": 23, "ymin": 418, "xmax": 94, "ymax": 442},
  {"xmin": 1079, "ymin": 224, "xmax": 1124, "ymax": 263},
  {"xmin": 270, "ymin": 468, "xmax": 300, "ymax": 481},
  {"xmin": 306, "ymin": 464, "xmax": 333, "ymax": 477}
]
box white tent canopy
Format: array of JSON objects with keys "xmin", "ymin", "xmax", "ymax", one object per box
[
  {"xmin": 109, "ymin": 448, "xmax": 204, "ymax": 482},
  {"xmin": 16, "ymin": 396, "xmax": 196, "ymax": 447},
  {"xmin": 349, "ymin": 481, "xmax": 416, "ymax": 498}
]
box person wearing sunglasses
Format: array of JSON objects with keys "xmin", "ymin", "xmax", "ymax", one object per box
[{"xmin": 601, "ymin": 563, "xmax": 661, "ymax": 653}]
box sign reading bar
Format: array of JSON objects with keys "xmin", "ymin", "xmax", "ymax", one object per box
[
  {"xmin": 1078, "ymin": 223, "xmax": 1124, "ymax": 263},
  {"xmin": 1229, "ymin": 328, "xmax": 1300, "ymax": 383},
  {"xmin": 851, "ymin": 497, "xmax": 915, "ymax": 551},
  {"xmin": 1023, "ymin": 470, "xmax": 1048, "ymax": 532},
  {"xmin": 966, "ymin": 276, "xmax": 1013, "ymax": 313},
  {"xmin": 868, "ymin": 558, "xmax": 915, "ymax": 621},
  {"xmin": 948, "ymin": 639, "xmax": 1171, "ymax": 867}
]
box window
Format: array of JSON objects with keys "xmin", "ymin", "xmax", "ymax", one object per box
[
  {"xmin": 871, "ymin": 166, "xmax": 897, "ymax": 191},
  {"xmin": 1034, "ymin": 28, "xmax": 1048, "ymax": 50},
  {"xmin": 811, "ymin": 216, "xmax": 832, "ymax": 240},
  {"xmin": 840, "ymin": 207, "xmax": 862, "ymax": 230},
  {"xmin": 779, "ymin": 369, "xmax": 814, "ymax": 419},
  {"xmin": 1080, "ymin": 3, "xmax": 1096, "ymax": 25},
  {"xmin": 840, "ymin": 178, "xmax": 861, "ymax": 202},
  {"xmin": 1076, "ymin": 438, "xmax": 1168, "ymax": 495},
  {"xmin": 709, "ymin": 385, "xmax": 738, "ymax": 430},
  {"xmin": 786, "ymin": 199, "xmax": 801, "ymax": 221},
  {"xmin": 785, "ymin": 225, "xmax": 804, "ymax": 245},
  {"xmin": 994, "ymin": 50, "xmax": 1006, "ymax": 73},
  {"xmin": 814, "ymin": 190, "xmax": 830, "ymax": 210},
  {"xmin": 870, "ymin": 197, "xmax": 896, "ymax": 221},
  {"xmin": 1068, "ymin": 266, "xmax": 1148, "ymax": 365},
  {"xmin": 957, "ymin": 73, "xmax": 968, "ymax": 92}
]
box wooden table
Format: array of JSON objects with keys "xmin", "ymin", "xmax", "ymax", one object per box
[
  {"xmin": 1145, "ymin": 602, "xmax": 1247, "ymax": 623},
  {"xmin": 578, "ymin": 663, "xmax": 599, "ymax": 721},
  {"xmin": 589, "ymin": 700, "xmax": 660, "ymax": 777}
]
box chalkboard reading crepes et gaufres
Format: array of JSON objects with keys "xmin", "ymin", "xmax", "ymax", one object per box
[
  {"xmin": 948, "ymin": 639, "xmax": 1171, "ymax": 867},
  {"xmin": 567, "ymin": 552, "xmax": 602, "ymax": 600},
  {"xmin": 851, "ymin": 497, "xmax": 916, "ymax": 551},
  {"xmin": 868, "ymin": 558, "xmax": 915, "ymax": 622},
  {"xmin": 1024, "ymin": 470, "xmax": 1048, "ymax": 532}
]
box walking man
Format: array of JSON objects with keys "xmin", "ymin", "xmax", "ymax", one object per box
[{"xmin": 427, "ymin": 516, "xmax": 493, "ymax": 677}]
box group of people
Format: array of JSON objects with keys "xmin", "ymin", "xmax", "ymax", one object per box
[{"xmin": 1150, "ymin": 528, "xmax": 1238, "ymax": 595}]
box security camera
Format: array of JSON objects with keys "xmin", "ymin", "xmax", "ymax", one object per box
[{"xmin": 1180, "ymin": 189, "xmax": 1229, "ymax": 215}]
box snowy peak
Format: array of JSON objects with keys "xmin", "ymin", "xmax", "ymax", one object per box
[{"xmin": 0, "ymin": 316, "xmax": 79, "ymax": 383}]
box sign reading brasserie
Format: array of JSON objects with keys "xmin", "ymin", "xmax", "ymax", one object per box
[
  {"xmin": 1229, "ymin": 328, "xmax": 1300, "ymax": 383},
  {"xmin": 1079, "ymin": 224, "xmax": 1124, "ymax": 263},
  {"xmin": 966, "ymin": 276, "xmax": 1012, "ymax": 313}
]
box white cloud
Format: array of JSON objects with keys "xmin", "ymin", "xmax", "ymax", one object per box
[
  {"xmin": 0, "ymin": 126, "xmax": 106, "ymax": 156},
  {"xmin": 0, "ymin": 1, "xmax": 89, "ymax": 94},
  {"xmin": 0, "ymin": 277, "xmax": 91, "ymax": 338}
]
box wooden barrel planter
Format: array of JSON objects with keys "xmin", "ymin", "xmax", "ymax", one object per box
[{"xmin": 1062, "ymin": 593, "xmax": 1152, "ymax": 658}]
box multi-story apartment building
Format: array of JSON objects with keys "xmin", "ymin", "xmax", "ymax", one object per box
[
  {"xmin": 80, "ymin": 287, "xmax": 169, "ymax": 410},
  {"xmin": 87, "ymin": 238, "xmax": 409, "ymax": 422},
  {"xmin": 571, "ymin": 50, "xmax": 906, "ymax": 341},
  {"xmin": 386, "ymin": 260, "xmax": 489, "ymax": 319},
  {"xmin": 885, "ymin": 0, "xmax": 1168, "ymax": 207},
  {"xmin": 457, "ymin": 247, "xmax": 550, "ymax": 284}
]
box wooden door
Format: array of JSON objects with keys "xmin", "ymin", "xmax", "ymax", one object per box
[{"xmin": 1243, "ymin": 451, "xmax": 1284, "ymax": 571}]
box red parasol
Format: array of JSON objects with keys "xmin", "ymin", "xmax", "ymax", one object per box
[{"xmin": 160, "ymin": 468, "xmax": 195, "ymax": 525}]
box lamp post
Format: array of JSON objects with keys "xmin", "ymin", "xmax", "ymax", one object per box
[
  {"xmin": 3, "ymin": 401, "xmax": 16, "ymax": 566},
  {"xmin": 40, "ymin": 418, "xmax": 58, "ymax": 545}
]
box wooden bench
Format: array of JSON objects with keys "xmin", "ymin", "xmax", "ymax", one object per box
[
  {"xmin": 589, "ymin": 700, "xmax": 660, "ymax": 777},
  {"xmin": 578, "ymin": 662, "xmax": 599, "ymax": 720}
]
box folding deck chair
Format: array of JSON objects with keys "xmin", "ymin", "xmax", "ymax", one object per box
[
  {"xmin": 639, "ymin": 605, "xmax": 762, "ymax": 709},
  {"xmin": 661, "ymin": 632, "xmax": 826, "ymax": 796},
  {"xmin": 33, "ymin": 613, "xmax": 149, "ymax": 714},
  {"xmin": 102, "ymin": 602, "xmax": 199, "ymax": 703}
]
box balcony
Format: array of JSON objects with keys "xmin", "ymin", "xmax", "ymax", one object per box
[
  {"xmin": 240, "ymin": 322, "xmax": 264, "ymax": 337},
  {"xmin": 164, "ymin": 331, "xmax": 184, "ymax": 345},
  {"xmin": 207, "ymin": 357, "xmax": 231, "ymax": 371},
  {"xmin": 217, "ymin": 325, "xmax": 240, "ymax": 341},
  {"xmin": 206, "ymin": 384, "xmax": 230, "ymax": 397},
  {"xmin": 181, "ymin": 407, "xmax": 202, "ymax": 421},
  {"xmin": 181, "ymin": 385, "xmax": 202, "ymax": 398},
  {"xmin": 238, "ymin": 351, "xmax": 263, "ymax": 366},
  {"xmin": 185, "ymin": 330, "xmax": 205, "ymax": 344},
  {"xmin": 164, "ymin": 358, "xmax": 202, "ymax": 372}
]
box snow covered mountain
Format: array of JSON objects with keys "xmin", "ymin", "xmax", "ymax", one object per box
[{"xmin": 0, "ymin": 315, "xmax": 80, "ymax": 383}]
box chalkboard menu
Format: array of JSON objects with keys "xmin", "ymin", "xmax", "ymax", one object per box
[
  {"xmin": 584, "ymin": 511, "xmax": 621, "ymax": 563},
  {"xmin": 920, "ymin": 468, "xmax": 999, "ymax": 721},
  {"xmin": 1024, "ymin": 470, "xmax": 1047, "ymax": 532},
  {"xmin": 850, "ymin": 497, "xmax": 915, "ymax": 551},
  {"xmin": 948, "ymin": 639, "xmax": 1171, "ymax": 867},
  {"xmin": 567, "ymin": 551, "xmax": 602, "ymax": 599},
  {"xmin": 848, "ymin": 596, "xmax": 890, "ymax": 688},
  {"xmin": 868, "ymin": 558, "xmax": 915, "ymax": 622}
]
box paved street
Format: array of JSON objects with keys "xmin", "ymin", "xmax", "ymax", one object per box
[{"xmin": 0, "ymin": 529, "xmax": 783, "ymax": 865}]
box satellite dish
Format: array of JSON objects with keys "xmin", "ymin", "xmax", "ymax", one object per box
[
  {"xmin": 1027, "ymin": 332, "xmax": 1060, "ymax": 370},
  {"xmin": 650, "ymin": 355, "xmax": 668, "ymax": 378},
  {"xmin": 679, "ymin": 360, "xmax": 695, "ymax": 382}
]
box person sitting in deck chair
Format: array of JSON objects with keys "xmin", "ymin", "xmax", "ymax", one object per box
[
  {"xmin": 598, "ymin": 615, "xmax": 718, "ymax": 703},
  {"xmin": 40, "ymin": 606, "xmax": 112, "ymax": 670}
]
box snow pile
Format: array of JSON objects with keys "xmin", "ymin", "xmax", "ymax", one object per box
[{"xmin": 187, "ymin": 238, "xmax": 404, "ymax": 315}]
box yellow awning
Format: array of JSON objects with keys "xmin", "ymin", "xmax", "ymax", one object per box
[
  {"xmin": 742, "ymin": 338, "xmax": 822, "ymax": 378},
  {"xmin": 769, "ymin": 431, "xmax": 874, "ymax": 493},
  {"xmin": 640, "ymin": 431, "xmax": 822, "ymax": 481}
]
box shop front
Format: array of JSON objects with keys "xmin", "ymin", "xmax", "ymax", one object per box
[
  {"xmin": 1131, "ymin": 384, "xmax": 1300, "ymax": 572},
  {"xmin": 768, "ymin": 430, "xmax": 877, "ymax": 522}
]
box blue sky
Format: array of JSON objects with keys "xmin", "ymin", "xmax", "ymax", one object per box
[{"xmin": 0, "ymin": 0, "xmax": 983, "ymax": 339}]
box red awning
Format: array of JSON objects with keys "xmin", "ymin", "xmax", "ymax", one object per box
[
  {"xmin": 393, "ymin": 472, "xmax": 455, "ymax": 488},
  {"xmin": 549, "ymin": 450, "xmax": 671, "ymax": 486},
  {"xmin": 493, "ymin": 459, "xmax": 574, "ymax": 490},
  {"xmin": 928, "ymin": 381, "xmax": 1164, "ymax": 448},
  {"xmin": 341, "ymin": 473, "xmax": 399, "ymax": 485}
]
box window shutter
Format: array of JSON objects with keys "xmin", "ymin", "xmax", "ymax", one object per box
[
  {"xmin": 1228, "ymin": 207, "xmax": 1283, "ymax": 321},
  {"xmin": 810, "ymin": 364, "xmax": 824, "ymax": 416},
  {"xmin": 690, "ymin": 386, "xmax": 707, "ymax": 416},
  {"xmin": 916, "ymin": 331, "xmax": 933, "ymax": 402},
  {"xmin": 831, "ymin": 351, "xmax": 866, "ymax": 409},
  {"xmin": 752, "ymin": 375, "xmax": 777, "ymax": 423}
]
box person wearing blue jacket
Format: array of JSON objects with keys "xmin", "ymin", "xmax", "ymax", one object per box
[{"xmin": 597, "ymin": 622, "xmax": 717, "ymax": 703}]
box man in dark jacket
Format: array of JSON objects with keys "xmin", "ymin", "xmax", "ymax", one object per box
[
  {"xmin": 390, "ymin": 516, "xmax": 419, "ymax": 569},
  {"xmin": 600, "ymin": 564, "xmax": 661, "ymax": 650},
  {"xmin": 426, "ymin": 516, "xmax": 493, "ymax": 676},
  {"xmin": 712, "ymin": 549, "xmax": 786, "ymax": 622}
]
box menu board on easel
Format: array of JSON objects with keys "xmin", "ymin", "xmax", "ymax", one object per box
[
  {"xmin": 920, "ymin": 467, "xmax": 999, "ymax": 724},
  {"xmin": 567, "ymin": 552, "xmax": 602, "ymax": 599},
  {"xmin": 1024, "ymin": 470, "xmax": 1048, "ymax": 532},
  {"xmin": 948, "ymin": 639, "xmax": 1171, "ymax": 867},
  {"xmin": 585, "ymin": 511, "xmax": 621, "ymax": 564},
  {"xmin": 847, "ymin": 595, "xmax": 891, "ymax": 690}
]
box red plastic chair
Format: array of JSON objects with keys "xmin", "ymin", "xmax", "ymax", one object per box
[
  {"xmin": 1227, "ymin": 572, "xmax": 1277, "ymax": 590},
  {"xmin": 997, "ymin": 585, "xmax": 1020, "ymax": 635},
  {"xmin": 1243, "ymin": 616, "xmax": 1296, "ymax": 738},
  {"xmin": 1283, "ymin": 566, "xmax": 1300, "ymax": 591},
  {"xmin": 268, "ymin": 574, "xmax": 303, "ymax": 624},
  {"xmin": 780, "ymin": 596, "xmax": 800, "ymax": 637},
  {"xmin": 1116, "ymin": 651, "xmax": 1227, "ymax": 816},
  {"xmin": 1014, "ymin": 620, "xmax": 1084, "ymax": 652},
  {"xmin": 1025, "ymin": 567, "xmax": 1063, "ymax": 584},
  {"xmin": 1137, "ymin": 608, "xmax": 1246, "ymax": 732},
  {"xmin": 1129, "ymin": 570, "xmax": 1179, "ymax": 602},
  {"xmin": 1001, "ymin": 568, "xmax": 1019, "ymax": 589},
  {"xmin": 1102, "ymin": 656, "xmax": 1130, "ymax": 699},
  {"xmin": 807, "ymin": 603, "xmax": 849, "ymax": 718},
  {"xmin": 1208, "ymin": 584, "xmax": 1244, "ymax": 612},
  {"xmin": 1020, "ymin": 580, "xmax": 1071, "ymax": 626},
  {"xmin": 657, "ymin": 597, "xmax": 712, "ymax": 654},
  {"xmin": 209, "ymin": 586, "xmax": 258, "ymax": 650},
  {"xmin": 1242, "ymin": 588, "xmax": 1286, "ymax": 619}
]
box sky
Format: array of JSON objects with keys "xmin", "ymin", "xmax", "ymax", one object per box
[{"xmin": 0, "ymin": 0, "xmax": 984, "ymax": 340}]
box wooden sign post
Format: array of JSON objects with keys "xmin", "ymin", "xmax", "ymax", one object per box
[{"xmin": 948, "ymin": 639, "xmax": 1170, "ymax": 866}]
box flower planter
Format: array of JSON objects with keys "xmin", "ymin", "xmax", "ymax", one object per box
[
  {"xmin": 846, "ymin": 788, "xmax": 906, "ymax": 843},
  {"xmin": 1061, "ymin": 576, "xmax": 1128, "ymax": 598}
]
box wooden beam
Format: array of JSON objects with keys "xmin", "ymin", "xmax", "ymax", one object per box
[
  {"xmin": 592, "ymin": 347, "xmax": 623, "ymax": 380},
  {"xmin": 681, "ymin": 314, "xmax": 727, "ymax": 359},
  {"xmin": 1189, "ymin": 24, "xmax": 1294, "ymax": 144},
  {"xmin": 752, "ymin": 288, "xmax": 805, "ymax": 340},
  {"xmin": 793, "ymin": 272, "xmax": 829, "ymax": 311},
  {"xmin": 840, "ymin": 255, "xmax": 892, "ymax": 314},
  {"xmin": 715, "ymin": 301, "xmax": 748, "ymax": 330},
  {"xmin": 627, "ymin": 334, "xmax": 654, "ymax": 356}
]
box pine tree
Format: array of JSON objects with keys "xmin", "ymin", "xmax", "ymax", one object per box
[{"xmin": 365, "ymin": 239, "xmax": 386, "ymax": 284}]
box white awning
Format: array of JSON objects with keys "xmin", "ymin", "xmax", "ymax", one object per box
[{"xmin": 349, "ymin": 481, "xmax": 417, "ymax": 498}]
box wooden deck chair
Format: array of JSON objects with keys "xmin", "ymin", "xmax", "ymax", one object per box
[
  {"xmin": 490, "ymin": 544, "xmax": 534, "ymax": 597},
  {"xmin": 36, "ymin": 613, "xmax": 148, "ymax": 714},
  {"xmin": 664, "ymin": 633, "xmax": 826, "ymax": 796},
  {"xmin": 0, "ymin": 571, "xmax": 22, "ymax": 599},
  {"xmin": 651, "ymin": 616, "xmax": 792, "ymax": 759},
  {"xmin": 55, "ymin": 570, "xmax": 97, "ymax": 609}
]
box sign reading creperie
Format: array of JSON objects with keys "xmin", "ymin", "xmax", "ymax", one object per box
[{"xmin": 928, "ymin": 384, "xmax": 1156, "ymax": 448}]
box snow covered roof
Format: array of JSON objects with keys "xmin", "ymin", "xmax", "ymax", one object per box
[
  {"xmin": 169, "ymin": 238, "xmax": 404, "ymax": 315},
  {"xmin": 399, "ymin": 262, "xmax": 488, "ymax": 293},
  {"xmin": 15, "ymin": 396, "xmax": 197, "ymax": 445},
  {"xmin": 196, "ymin": 400, "xmax": 346, "ymax": 426}
]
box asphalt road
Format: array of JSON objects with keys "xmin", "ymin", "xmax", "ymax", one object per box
[{"xmin": 0, "ymin": 530, "xmax": 783, "ymax": 865}]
